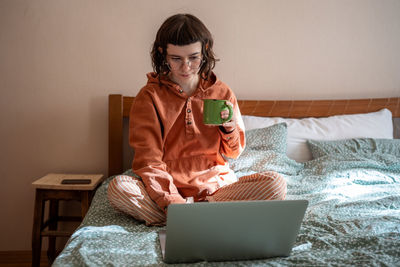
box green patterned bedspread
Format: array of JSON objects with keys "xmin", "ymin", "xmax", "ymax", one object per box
[{"xmin": 53, "ymin": 152, "xmax": 400, "ymax": 267}]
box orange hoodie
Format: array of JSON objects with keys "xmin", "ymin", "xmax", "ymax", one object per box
[{"xmin": 130, "ymin": 72, "xmax": 245, "ymax": 211}]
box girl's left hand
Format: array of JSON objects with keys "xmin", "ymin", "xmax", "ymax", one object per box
[{"xmin": 220, "ymin": 101, "xmax": 236, "ymax": 132}]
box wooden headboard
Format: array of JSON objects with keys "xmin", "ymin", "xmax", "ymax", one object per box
[{"xmin": 108, "ymin": 94, "xmax": 400, "ymax": 176}]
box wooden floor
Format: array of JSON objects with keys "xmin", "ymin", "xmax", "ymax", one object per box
[{"xmin": 0, "ymin": 251, "xmax": 50, "ymax": 267}]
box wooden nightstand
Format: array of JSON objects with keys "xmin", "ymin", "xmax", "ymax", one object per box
[{"xmin": 31, "ymin": 173, "xmax": 104, "ymax": 267}]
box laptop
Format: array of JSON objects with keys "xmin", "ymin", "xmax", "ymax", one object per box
[{"xmin": 159, "ymin": 199, "xmax": 308, "ymax": 263}]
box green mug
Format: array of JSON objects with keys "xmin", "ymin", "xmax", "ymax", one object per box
[{"xmin": 203, "ymin": 99, "xmax": 233, "ymax": 125}]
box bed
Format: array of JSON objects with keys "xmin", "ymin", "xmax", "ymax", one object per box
[{"xmin": 53, "ymin": 94, "xmax": 400, "ymax": 266}]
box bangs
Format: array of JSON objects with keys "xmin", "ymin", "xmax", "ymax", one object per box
[{"xmin": 164, "ymin": 18, "xmax": 203, "ymax": 46}]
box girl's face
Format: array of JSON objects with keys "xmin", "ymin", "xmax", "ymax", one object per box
[{"xmin": 166, "ymin": 42, "xmax": 203, "ymax": 85}]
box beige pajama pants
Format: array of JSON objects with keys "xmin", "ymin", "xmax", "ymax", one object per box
[{"xmin": 107, "ymin": 171, "xmax": 287, "ymax": 226}]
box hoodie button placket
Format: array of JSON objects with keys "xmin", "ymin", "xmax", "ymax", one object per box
[{"xmin": 185, "ymin": 99, "xmax": 194, "ymax": 137}]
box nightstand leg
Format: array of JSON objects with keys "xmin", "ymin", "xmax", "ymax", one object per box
[
  {"xmin": 47, "ymin": 199, "xmax": 59, "ymax": 263},
  {"xmin": 32, "ymin": 190, "xmax": 44, "ymax": 267}
]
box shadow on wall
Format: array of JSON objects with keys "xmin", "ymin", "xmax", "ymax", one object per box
[
  {"xmin": 394, "ymin": 118, "xmax": 400, "ymax": 139},
  {"xmin": 87, "ymin": 94, "xmax": 109, "ymax": 174}
]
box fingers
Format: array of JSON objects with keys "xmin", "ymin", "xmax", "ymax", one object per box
[
  {"xmin": 225, "ymin": 100, "xmax": 233, "ymax": 107},
  {"xmin": 221, "ymin": 101, "xmax": 234, "ymax": 120},
  {"xmin": 220, "ymin": 109, "xmax": 230, "ymax": 120},
  {"xmin": 220, "ymin": 101, "xmax": 236, "ymax": 130},
  {"xmin": 211, "ymin": 101, "xmax": 236, "ymax": 132}
]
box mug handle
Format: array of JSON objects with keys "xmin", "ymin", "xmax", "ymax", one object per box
[{"xmin": 222, "ymin": 102, "xmax": 234, "ymax": 123}]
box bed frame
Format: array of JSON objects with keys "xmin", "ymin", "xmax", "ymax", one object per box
[{"xmin": 108, "ymin": 94, "xmax": 400, "ymax": 177}]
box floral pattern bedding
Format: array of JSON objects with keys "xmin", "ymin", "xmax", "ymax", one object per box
[{"xmin": 53, "ymin": 124, "xmax": 400, "ymax": 266}]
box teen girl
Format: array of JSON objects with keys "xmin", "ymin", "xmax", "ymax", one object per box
[{"xmin": 108, "ymin": 14, "xmax": 286, "ymax": 225}]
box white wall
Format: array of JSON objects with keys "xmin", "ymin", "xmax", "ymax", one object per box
[{"xmin": 0, "ymin": 0, "xmax": 399, "ymax": 250}]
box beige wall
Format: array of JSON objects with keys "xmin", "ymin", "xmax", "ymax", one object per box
[{"xmin": 1, "ymin": 0, "xmax": 399, "ymax": 251}]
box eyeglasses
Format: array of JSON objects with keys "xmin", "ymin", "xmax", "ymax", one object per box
[{"xmin": 166, "ymin": 56, "xmax": 204, "ymax": 71}]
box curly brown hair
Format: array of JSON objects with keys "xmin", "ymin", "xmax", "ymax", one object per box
[{"xmin": 150, "ymin": 14, "xmax": 218, "ymax": 80}]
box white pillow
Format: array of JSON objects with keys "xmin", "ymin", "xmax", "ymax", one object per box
[{"xmin": 242, "ymin": 109, "xmax": 393, "ymax": 162}]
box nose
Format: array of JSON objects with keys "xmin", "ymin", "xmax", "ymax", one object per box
[{"xmin": 180, "ymin": 59, "xmax": 191, "ymax": 70}]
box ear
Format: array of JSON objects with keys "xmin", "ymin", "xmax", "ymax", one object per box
[
  {"xmin": 205, "ymin": 42, "xmax": 209, "ymax": 50},
  {"xmin": 158, "ymin": 47, "xmax": 163, "ymax": 54}
]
